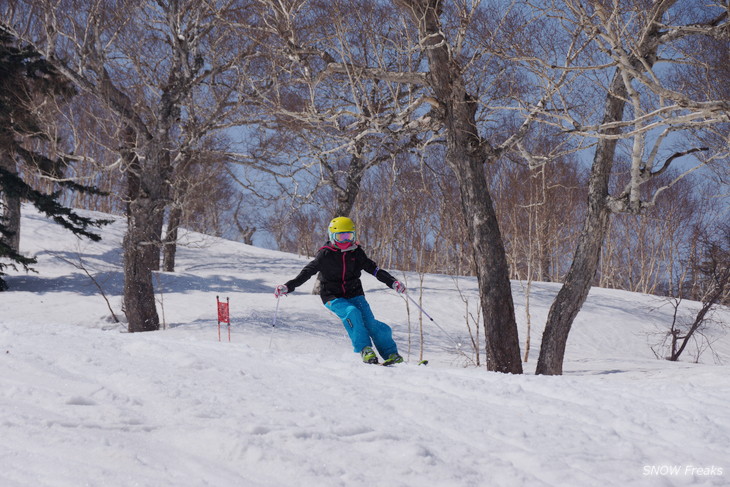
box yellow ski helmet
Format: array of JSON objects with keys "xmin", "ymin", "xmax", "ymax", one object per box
[{"xmin": 328, "ymin": 216, "xmax": 356, "ymax": 243}]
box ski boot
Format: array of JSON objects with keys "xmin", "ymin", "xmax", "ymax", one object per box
[
  {"xmin": 361, "ymin": 346, "xmax": 379, "ymax": 364},
  {"xmin": 382, "ymin": 353, "xmax": 404, "ymax": 366}
]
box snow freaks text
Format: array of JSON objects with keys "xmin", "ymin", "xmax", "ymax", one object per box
[{"xmin": 643, "ymin": 465, "xmax": 724, "ymax": 477}]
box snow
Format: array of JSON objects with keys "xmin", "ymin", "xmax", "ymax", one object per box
[{"xmin": 2, "ymin": 206, "xmax": 729, "ymax": 487}]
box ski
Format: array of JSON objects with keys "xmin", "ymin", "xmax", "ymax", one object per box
[{"xmin": 372, "ymin": 359, "xmax": 428, "ymax": 367}]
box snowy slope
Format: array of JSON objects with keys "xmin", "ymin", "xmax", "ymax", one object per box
[{"xmin": 1, "ymin": 206, "xmax": 729, "ymax": 487}]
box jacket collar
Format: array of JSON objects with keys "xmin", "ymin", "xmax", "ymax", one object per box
[{"xmin": 321, "ymin": 241, "xmax": 359, "ymax": 252}]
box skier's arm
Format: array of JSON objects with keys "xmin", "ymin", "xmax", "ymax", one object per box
[
  {"xmin": 284, "ymin": 254, "xmax": 321, "ymax": 292},
  {"xmin": 359, "ymin": 251, "xmax": 397, "ymax": 289}
]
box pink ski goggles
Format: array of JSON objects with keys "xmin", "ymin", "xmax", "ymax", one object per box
[{"xmin": 333, "ymin": 231, "xmax": 355, "ymax": 243}]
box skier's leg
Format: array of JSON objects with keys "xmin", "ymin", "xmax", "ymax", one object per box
[
  {"xmin": 351, "ymin": 295, "xmax": 398, "ymax": 357},
  {"xmin": 325, "ymin": 298, "xmax": 372, "ymax": 353}
]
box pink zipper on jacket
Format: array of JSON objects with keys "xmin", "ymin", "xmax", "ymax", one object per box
[{"xmin": 341, "ymin": 252, "xmax": 347, "ymax": 295}]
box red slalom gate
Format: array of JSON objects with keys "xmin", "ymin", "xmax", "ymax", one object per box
[{"xmin": 216, "ymin": 296, "xmax": 231, "ymax": 342}]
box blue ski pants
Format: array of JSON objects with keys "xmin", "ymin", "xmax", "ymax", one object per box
[{"xmin": 325, "ymin": 295, "xmax": 398, "ymax": 357}]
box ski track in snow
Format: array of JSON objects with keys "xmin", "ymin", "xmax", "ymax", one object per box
[{"xmin": 1, "ymin": 206, "xmax": 729, "ymax": 487}]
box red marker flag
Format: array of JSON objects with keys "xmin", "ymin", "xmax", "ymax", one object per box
[
  {"xmin": 217, "ymin": 298, "xmax": 230, "ymax": 324},
  {"xmin": 216, "ymin": 296, "xmax": 231, "ymax": 342}
]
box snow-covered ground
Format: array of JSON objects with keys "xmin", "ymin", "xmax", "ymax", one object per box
[{"xmin": 2, "ymin": 206, "xmax": 728, "ymax": 487}]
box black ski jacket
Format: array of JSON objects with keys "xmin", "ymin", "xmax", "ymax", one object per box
[{"xmin": 285, "ymin": 242, "xmax": 397, "ymax": 304}]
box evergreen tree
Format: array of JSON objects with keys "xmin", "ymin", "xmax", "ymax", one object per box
[{"xmin": 0, "ymin": 25, "xmax": 110, "ymax": 291}]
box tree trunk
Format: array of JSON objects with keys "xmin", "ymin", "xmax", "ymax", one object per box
[
  {"xmin": 336, "ymin": 151, "xmax": 366, "ymax": 216},
  {"xmin": 122, "ymin": 140, "xmax": 170, "ymax": 332},
  {"xmin": 0, "ymin": 154, "xmax": 21, "ymax": 253},
  {"xmin": 162, "ymin": 206, "xmax": 182, "ymax": 272},
  {"xmin": 535, "ymin": 72, "xmax": 627, "ymax": 375},
  {"xmin": 123, "ymin": 191, "xmax": 163, "ymax": 332},
  {"xmin": 453, "ymin": 152, "xmax": 523, "ymax": 373},
  {"xmin": 408, "ymin": 0, "xmax": 522, "ymax": 373}
]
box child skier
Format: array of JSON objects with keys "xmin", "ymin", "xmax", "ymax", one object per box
[{"xmin": 274, "ymin": 216, "xmax": 406, "ymax": 365}]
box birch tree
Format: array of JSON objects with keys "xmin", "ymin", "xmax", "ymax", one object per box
[{"xmin": 532, "ymin": 0, "xmax": 729, "ymax": 374}]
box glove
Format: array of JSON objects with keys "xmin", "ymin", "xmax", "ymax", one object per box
[
  {"xmin": 393, "ymin": 281, "xmax": 406, "ymax": 294},
  {"xmin": 274, "ymin": 284, "xmax": 289, "ymax": 298}
]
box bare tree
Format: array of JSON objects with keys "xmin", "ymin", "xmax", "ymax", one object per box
[
  {"xmin": 233, "ymin": 197, "xmax": 256, "ymax": 245},
  {"xmin": 652, "ymin": 224, "xmax": 730, "ymax": 362},
  {"xmin": 392, "ymin": 0, "xmax": 544, "ymax": 373},
  {"xmin": 6, "ymin": 0, "xmax": 266, "ymax": 331},
  {"xmin": 533, "ymin": 0, "xmax": 729, "ymax": 374},
  {"xmin": 251, "ymin": 0, "xmax": 441, "ymax": 213}
]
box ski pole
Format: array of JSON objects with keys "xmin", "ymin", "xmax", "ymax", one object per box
[
  {"xmin": 405, "ymin": 292, "xmax": 462, "ymax": 350},
  {"xmin": 269, "ymin": 296, "xmax": 281, "ymax": 349},
  {"xmin": 272, "ymin": 296, "xmax": 281, "ymax": 328},
  {"xmin": 406, "ymin": 292, "xmax": 434, "ymax": 321}
]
